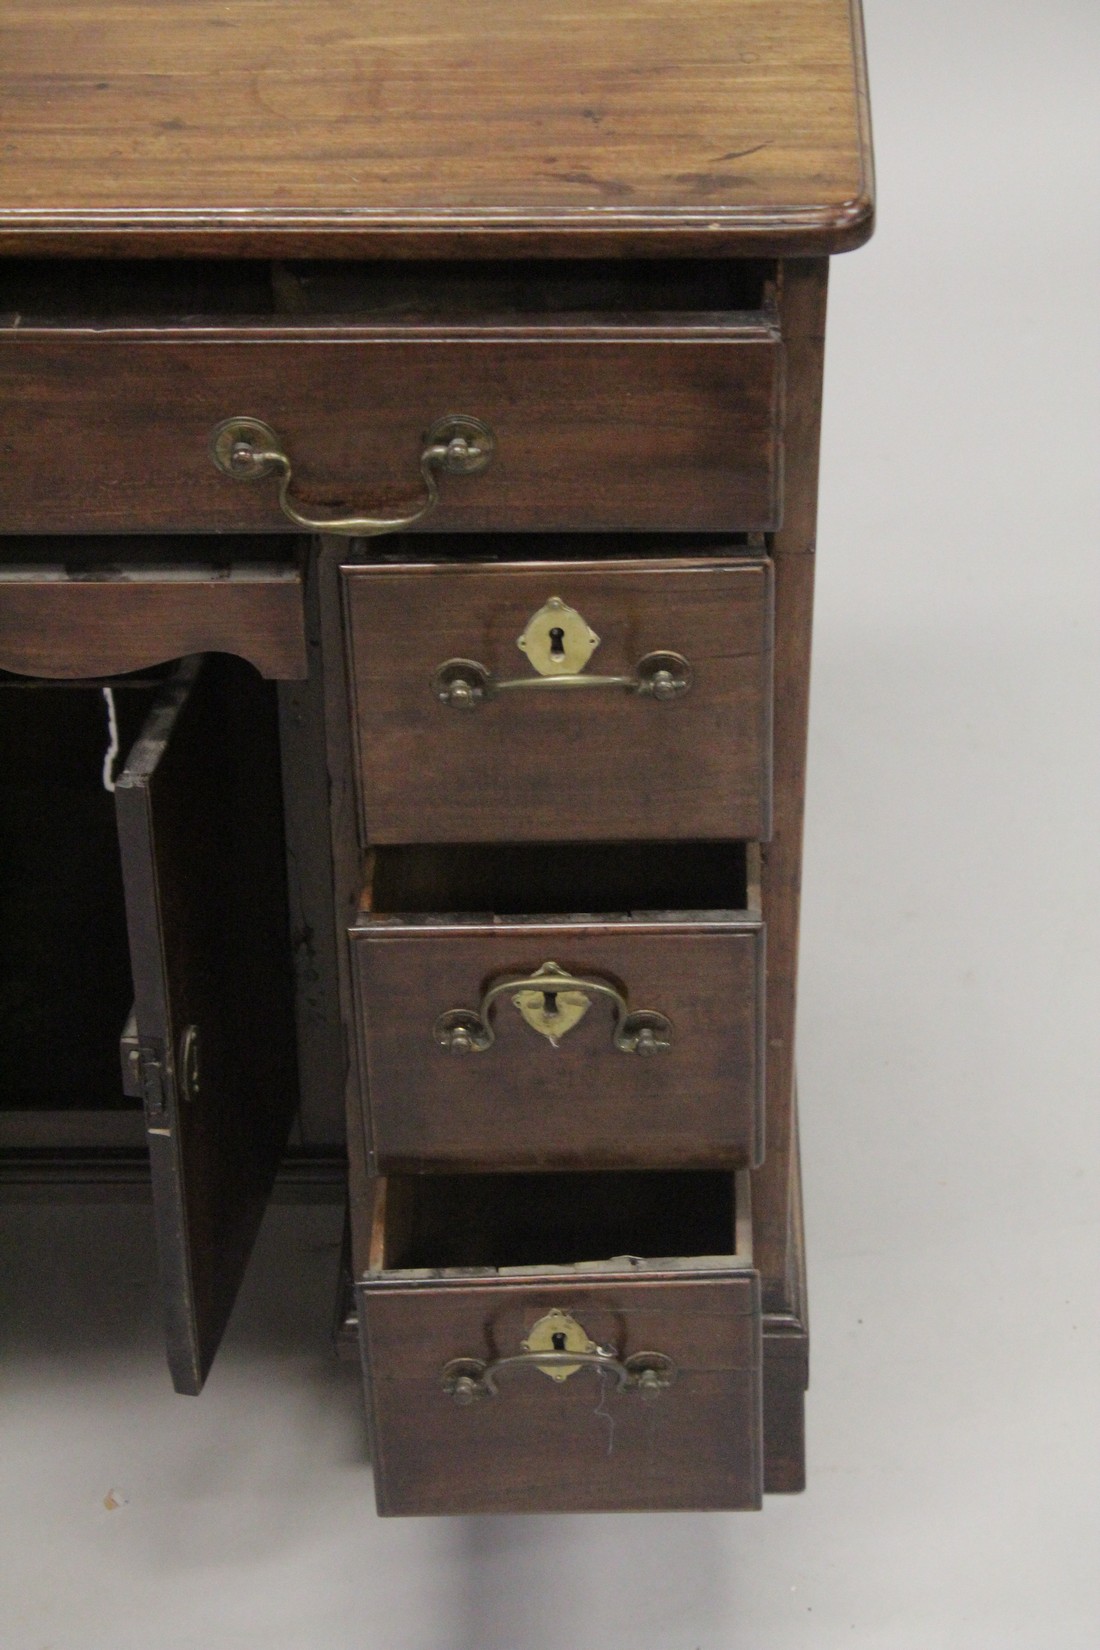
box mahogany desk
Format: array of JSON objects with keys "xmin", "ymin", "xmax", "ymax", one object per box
[{"xmin": 0, "ymin": 0, "xmax": 874, "ymax": 1515}]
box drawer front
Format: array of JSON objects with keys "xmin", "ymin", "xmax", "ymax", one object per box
[
  {"xmin": 351, "ymin": 916, "xmax": 764, "ymax": 1172},
  {"xmin": 359, "ymin": 1272, "xmax": 762, "ymax": 1516},
  {"xmin": 0, "ymin": 561, "xmax": 307, "ymax": 680},
  {"xmin": 344, "ymin": 557, "xmax": 773, "ymax": 844},
  {"xmin": 0, "ymin": 322, "xmax": 782, "ymax": 534}
]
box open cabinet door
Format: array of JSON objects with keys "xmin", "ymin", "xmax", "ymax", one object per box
[{"xmin": 115, "ymin": 655, "xmax": 298, "ymax": 1394}]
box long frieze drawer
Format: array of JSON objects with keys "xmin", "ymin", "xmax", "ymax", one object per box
[
  {"xmin": 351, "ymin": 842, "xmax": 765, "ymax": 1172},
  {"xmin": 343, "ymin": 554, "xmax": 773, "ymax": 844},
  {"xmin": 0, "ymin": 555, "xmax": 307, "ymax": 680},
  {"xmin": 357, "ymin": 1169, "xmax": 762, "ymax": 1516},
  {"xmin": 0, "ymin": 316, "xmax": 782, "ymax": 536}
]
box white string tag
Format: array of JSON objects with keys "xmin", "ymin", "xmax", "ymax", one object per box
[{"xmin": 101, "ymin": 687, "xmax": 120, "ymax": 793}]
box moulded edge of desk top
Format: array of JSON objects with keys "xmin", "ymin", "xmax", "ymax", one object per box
[{"xmin": 0, "ymin": 0, "xmax": 874, "ymax": 259}]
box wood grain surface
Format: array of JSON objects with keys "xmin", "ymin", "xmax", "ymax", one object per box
[
  {"xmin": 343, "ymin": 556, "xmax": 774, "ymax": 843},
  {"xmin": 753, "ymin": 260, "xmax": 827, "ymax": 1313},
  {"xmin": 352, "ymin": 918, "xmax": 764, "ymax": 1172},
  {"xmin": 0, "ymin": 319, "xmax": 782, "ymax": 535},
  {"xmin": 762, "ymin": 1093, "xmax": 809, "ymax": 1492},
  {"xmin": 0, "ymin": 563, "xmax": 307, "ymax": 679},
  {"xmin": 0, "ymin": 0, "xmax": 873, "ymax": 257},
  {"xmin": 360, "ymin": 1270, "xmax": 761, "ymax": 1515}
]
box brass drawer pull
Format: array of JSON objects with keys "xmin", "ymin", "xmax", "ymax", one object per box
[
  {"xmin": 434, "ymin": 959, "xmax": 673, "ymax": 1054},
  {"xmin": 442, "ymin": 1311, "xmax": 675, "ymax": 1403},
  {"xmin": 210, "ymin": 414, "xmax": 494, "ymax": 537},
  {"xmin": 442, "ymin": 1349, "xmax": 676, "ymax": 1403},
  {"xmin": 433, "ymin": 650, "xmax": 691, "ymax": 709},
  {"xmin": 433, "ymin": 597, "xmax": 691, "ymax": 707}
]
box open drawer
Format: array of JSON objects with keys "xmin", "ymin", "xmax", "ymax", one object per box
[
  {"xmin": 343, "ymin": 548, "xmax": 773, "ymax": 844},
  {"xmin": 350, "ymin": 841, "xmax": 765, "ymax": 1172},
  {"xmin": 0, "ymin": 259, "xmax": 782, "ymax": 535},
  {"xmin": 358, "ymin": 1168, "xmax": 761, "ymax": 1516}
]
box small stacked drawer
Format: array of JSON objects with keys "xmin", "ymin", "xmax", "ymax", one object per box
[
  {"xmin": 351, "ymin": 840, "xmax": 765, "ymax": 1172},
  {"xmin": 344, "ymin": 535, "xmax": 776, "ymax": 1513},
  {"xmin": 342, "ymin": 553, "xmax": 774, "ymax": 844},
  {"xmin": 361, "ymin": 1168, "xmax": 760, "ymax": 1516}
]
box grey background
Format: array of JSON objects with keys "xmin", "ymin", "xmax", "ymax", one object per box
[{"xmin": 2, "ymin": 1, "xmax": 1098, "ymax": 1643}]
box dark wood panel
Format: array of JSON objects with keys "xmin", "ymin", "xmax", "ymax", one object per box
[
  {"xmin": 0, "ymin": 0, "xmax": 873, "ymax": 257},
  {"xmin": 762, "ymin": 1336, "xmax": 808, "ymax": 1493},
  {"xmin": 0, "ymin": 1147, "xmax": 347, "ymax": 1202},
  {"xmin": 0, "ymin": 324, "xmax": 782, "ymax": 534},
  {"xmin": 754, "ymin": 259, "xmax": 828, "ymax": 1312},
  {"xmin": 316, "ymin": 538, "xmax": 375, "ymax": 1275},
  {"xmin": 352, "ymin": 919, "xmax": 764, "ymax": 1172},
  {"xmin": 0, "ymin": 564, "xmax": 307, "ymax": 680},
  {"xmin": 0, "ymin": 1110, "xmax": 145, "ymax": 1150},
  {"xmin": 276, "ymin": 558, "xmax": 348, "ymax": 1147},
  {"xmin": 344, "ymin": 557, "xmax": 774, "ymax": 843},
  {"xmin": 762, "ymin": 1098, "xmax": 808, "ymax": 1493},
  {"xmin": 114, "ymin": 656, "xmax": 298, "ymax": 1394}
]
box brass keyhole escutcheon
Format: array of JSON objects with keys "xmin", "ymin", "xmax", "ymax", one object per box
[
  {"xmin": 521, "ymin": 1309, "xmax": 599, "ymax": 1381},
  {"xmin": 440, "ymin": 1317, "xmax": 677, "ymax": 1403},
  {"xmin": 511, "ymin": 962, "xmax": 591, "ymax": 1046},
  {"xmin": 516, "ymin": 597, "xmax": 600, "ymax": 677},
  {"xmin": 435, "ymin": 962, "xmax": 672, "ymax": 1055}
]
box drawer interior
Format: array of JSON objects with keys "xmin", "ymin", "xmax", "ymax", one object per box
[
  {"xmin": 351, "ymin": 530, "xmax": 758, "ymax": 567},
  {"xmin": 271, "ymin": 259, "xmax": 775, "ymax": 320},
  {"xmin": 363, "ymin": 841, "xmax": 755, "ymax": 918},
  {"xmin": 370, "ymin": 1169, "xmax": 752, "ymax": 1277},
  {"xmin": 0, "ymin": 258, "xmax": 774, "ymax": 325}
]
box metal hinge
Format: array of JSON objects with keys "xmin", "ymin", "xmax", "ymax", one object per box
[
  {"xmin": 121, "ymin": 1020, "xmax": 169, "ymax": 1125},
  {"xmin": 120, "ymin": 1007, "xmax": 172, "ymax": 1128},
  {"xmin": 135, "ymin": 1044, "xmax": 169, "ymax": 1124}
]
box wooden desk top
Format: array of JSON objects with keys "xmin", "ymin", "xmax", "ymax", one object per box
[{"xmin": 0, "ymin": 0, "xmax": 873, "ymax": 258}]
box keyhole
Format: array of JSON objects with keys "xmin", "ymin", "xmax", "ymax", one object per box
[
  {"xmin": 551, "ymin": 1331, "xmax": 567, "ymax": 1351},
  {"xmin": 543, "ymin": 990, "xmax": 559, "ymax": 1018},
  {"xmin": 548, "ymin": 626, "xmax": 566, "ymax": 660}
]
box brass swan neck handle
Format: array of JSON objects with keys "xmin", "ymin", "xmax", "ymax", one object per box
[
  {"xmin": 441, "ymin": 1349, "xmax": 677, "ymax": 1403},
  {"xmin": 434, "ymin": 960, "xmax": 673, "ymax": 1055},
  {"xmin": 432, "ymin": 650, "xmax": 692, "ymax": 708},
  {"xmin": 211, "ymin": 414, "xmax": 494, "ymax": 537}
]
